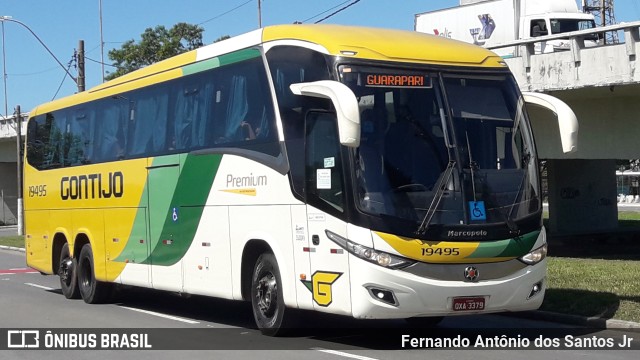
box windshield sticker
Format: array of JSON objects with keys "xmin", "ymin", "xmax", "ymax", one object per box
[
  {"xmin": 324, "ymin": 157, "xmax": 335, "ymax": 168},
  {"xmin": 317, "ymin": 169, "xmax": 332, "ymax": 189},
  {"xmin": 469, "ymin": 201, "xmax": 487, "ymax": 221}
]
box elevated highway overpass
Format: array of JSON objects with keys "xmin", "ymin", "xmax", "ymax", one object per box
[
  {"xmin": 0, "ymin": 114, "xmax": 25, "ymax": 225},
  {"xmin": 490, "ymin": 21, "xmax": 640, "ymax": 235}
]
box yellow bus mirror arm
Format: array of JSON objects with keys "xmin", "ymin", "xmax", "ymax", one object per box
[
  {"xmin": 522, "ymin": 92, "xmax": 578, "ymax": 154},
  {"xmin": 290, "ymin": 80, "xmax": 361, "ymax": 147}
]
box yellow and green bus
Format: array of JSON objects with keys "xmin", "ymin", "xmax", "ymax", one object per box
[{"xmin": 24, "ymin": 24, "xmax": 577, "ymax": 335}]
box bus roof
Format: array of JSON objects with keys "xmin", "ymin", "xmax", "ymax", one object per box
[
  {"xmin": 262, "ymin": 24, "xmax": 503, "ymax": 67},
  {"xmin": 31, "ymin": 24, "xmax": 504, "ymax": 115}
]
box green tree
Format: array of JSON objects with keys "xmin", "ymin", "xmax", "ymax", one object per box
[
  {"xmin": 214, "ymin": 35, "xmax": 231, "ymax": 43},
  {"xmin": 106, "ymin": 22, "xmax": 204, "ymax": 80}
]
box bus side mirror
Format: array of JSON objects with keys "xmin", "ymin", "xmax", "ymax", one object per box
[
  {"xmin": 290, "ymin": 80, "xmax": 360, "ymax": 147},
  {"xmin": 522, "ymin": 92, "xmax": 578, "ymax": 153}
]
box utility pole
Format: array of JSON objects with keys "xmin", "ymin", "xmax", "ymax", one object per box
[
  {"xmin": 78, "ymin": 40, "xmax": 85, "ymax": 92},
  {"xmin": 15, "ymin": 105, "xmax": 22, "ymax": 235},
  {"xmin": 582, "ymin": 0, "xmax": 619, "ymax": 44},
  {"xmin": 258, "ymin": 0, "xmax": 262, "ymax": 28},
  {"xmin": 99, "ymin": 0, "xmax": 105, "ymax": 82}
]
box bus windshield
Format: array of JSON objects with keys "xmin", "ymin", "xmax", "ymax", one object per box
[{"xmin": 339, "ymin": 66, "xmax": 540, "ymax": 235}]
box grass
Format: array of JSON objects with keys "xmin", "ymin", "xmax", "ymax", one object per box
[
  {"xmin": 0, "ymin": 235, "xmax": 24, "ymax": 249},
  {"xmin": 542, "ymin": 257, "xmax": 640, "ymax": 323}
]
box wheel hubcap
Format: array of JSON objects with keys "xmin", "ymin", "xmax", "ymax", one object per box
[
  {"xmin": 59, "ymin": 258, "xmax": 73, "ymax": 284},
  {"xmin": 256, "ymin": 272, "xmax": 277, "ymax": 317}
]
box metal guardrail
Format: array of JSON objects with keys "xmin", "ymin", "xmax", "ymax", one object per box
[{"xmin": 487, "ymin": 21, "xmax": 640, "ymax": 69}]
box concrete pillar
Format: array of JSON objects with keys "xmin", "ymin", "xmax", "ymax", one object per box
[
  {"xmin": 0, "ymin": 162, "xmax": 18, "ymax": 225},
  {"xmin": 547, "ymin": 159, "xmax": 618, "ymax": 235}
]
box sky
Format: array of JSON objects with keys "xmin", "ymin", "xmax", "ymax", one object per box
[{"xmin": 1, "ymin": 0, "xmax": 639, "ymax": 114}]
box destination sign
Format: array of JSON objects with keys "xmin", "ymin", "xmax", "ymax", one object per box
[{"xmin": 364, "ymin": 74, "xmax": 432, "ymax": 88}]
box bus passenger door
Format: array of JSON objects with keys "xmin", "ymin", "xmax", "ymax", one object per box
[
  {"xmin": 290, "ymin": 204, "xmax": 313, "ymax": 310},
  {"xmin": 304, "ymin": 112, "xmax": 352, "ymax": 315},
  {"xmin": 147, "ymin": 156, "xmax": 183, "ymax": 292}
]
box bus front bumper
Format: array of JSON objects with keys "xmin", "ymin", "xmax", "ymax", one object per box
[{"xmin": 348, "ymin": 256, "xmax": 546, "ymax": 319}]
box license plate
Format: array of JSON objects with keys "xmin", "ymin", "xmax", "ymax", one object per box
[{"xmin": 452, "ymin": 297, "xmax": 485, "ymax": 311}]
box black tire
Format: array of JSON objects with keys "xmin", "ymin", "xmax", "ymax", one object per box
[
  {"xmin": 58, "ymin": 243, "xmax": 80, "ymax": 299},
  {"xmin": 405, "ymin": 316, "xmax": 444, "ymax": 328},
  {"xmin": 77, "ymin": 244, "xmax": 112, "ymax": 304},
  {"xmin": 250, "ymin": 252, "xmax": 295, "ymax": 336}
]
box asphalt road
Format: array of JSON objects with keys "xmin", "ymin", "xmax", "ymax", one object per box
[{"xmin": 0, "ymin": 248, "xmax": 638, "ymax": 359}]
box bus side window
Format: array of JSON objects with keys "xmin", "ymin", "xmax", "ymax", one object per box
[
  {"xmin": 68, "ymin": 109, "xmax": 95, "ymax": 165},
  {"xmin": 174, "ymin": 77, "xmax": 215, "ymax": 150},
  {"xmin": 92, "ymin": 99, "xmax": 127, "ymax": 162},
  {"xmin": 26, "ymin": 116, "xmax": 50, "ymax": 169},
  {"xmin": 128, "ymin": 88, "xmax": 169, "ymax": 156},
  {"xmin": 223, "ymin": 75, "xmax": 249, "ymax": 142},
  {"xmin": 212, "ymin": 56, "xmax": 277, "ymax": 146}
]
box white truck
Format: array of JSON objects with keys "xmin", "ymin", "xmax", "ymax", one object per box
[{"xmin": 415, "ymin": 0, "xmax": 599, "ymax": 57}]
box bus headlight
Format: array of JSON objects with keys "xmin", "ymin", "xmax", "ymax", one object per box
[
  {"xmin": 519, "ymin": 244, "xmax": 547, "ymax": 265},
  {"xmin": 325, "ymin": 230, "xmax": 415, "ymax": 269}
]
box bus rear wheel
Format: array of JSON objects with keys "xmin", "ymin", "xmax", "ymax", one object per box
[
  {"xmin": 77, "ymin": 244, "xmax": 112, "ymax": 304},
  {"xmin": 58, "ymin": 243, "xmax": 80, "ymax": 299},
  {"xmin": 250, "ymin": 252, "xmax": 294, "ymax": 336}
]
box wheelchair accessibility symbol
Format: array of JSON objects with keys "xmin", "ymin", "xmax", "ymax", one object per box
[{"xmin": 469, "ymin": 201, "xmax": 486, "ymax": 221}]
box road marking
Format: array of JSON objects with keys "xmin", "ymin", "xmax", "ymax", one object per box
[
  {"xmin": 314, "ymin": 349, "xmax": 380, "ymax": 360},
  {"xmin": 24, "ymin": 283, "xmax": 55, "ymax": 291},
  {"xmin": 0, "ymin": 268, "xmax": 39, "ymax": 275},
  {"xmin": 119, "ymin": 306, "xmax": 200, "ymax": 324}
]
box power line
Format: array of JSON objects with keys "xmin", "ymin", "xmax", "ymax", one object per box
[
  {"xmin": 84, "ymin": 44, "xmax": 101, "ymax": 55},
  {"xmin": 301, "ymin": 0, "xmax": 353, "ymax": 23},
  {"xmin": 314, "ymin": 0, "xmax": 361, "ymax": 24},
  {"xmin": 198, "ymin": 0, "xmax": 255, "ymax": 26},
  {"xmin": 51, "ymin": 55, "xmax": 75, "ymax": 100},
  {"xmin": 86, "ymin": 56, "xmax": 116, "ymax": 68},
  {"xmin": 7, "ymin": 65, "xmax": 61, "ymax": 77}
]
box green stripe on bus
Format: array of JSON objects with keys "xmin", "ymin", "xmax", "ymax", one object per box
[
  {"xmin": 145, "ymin": 153, "xmax": 222, "ymax": 266},
  {"xmin": 218, "ymin": 48, "xmax": 261, "ymax": 66},
  {"xmin": 182, "ymin": 58, "xmax": 221, "ymax": 76},
  {"xmin": 495, "ymin": 230, "xmax": 540, "ymax": 258},
  {"xmin": 467, "ymin": 231, "xmax": 539, "ymax": 259},
  {"xmin": 114, "ymin": 155, "xmax": 182, "ymax": 264},
  {"xmin": 182, "ymin": 48, "xmax": 261, "ymax": 76}
]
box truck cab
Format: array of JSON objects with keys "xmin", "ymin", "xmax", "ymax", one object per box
[{"xmin": 524, "ymin": 12, "xmax": 599, "ymax": 53}]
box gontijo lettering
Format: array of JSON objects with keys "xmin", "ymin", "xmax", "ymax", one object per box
[{"xmin": 60, "ymin": 172, "xmax": 124, "ymax": 200}]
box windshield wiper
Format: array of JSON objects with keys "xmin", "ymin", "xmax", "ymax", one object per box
[
  {"xmin": 504, "ymin": 152, "xmax": 531, "ymax": 235},
  {"xmin": 416, "ymin": 160, "xmax": 456, "ymax": 235}
]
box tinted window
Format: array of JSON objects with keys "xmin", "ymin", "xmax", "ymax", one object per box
[
  {"xmin": 26, "ymin": 49, "xmax": 279, "ymax": 170},
  {"xmin": 305, "ymin": 112, "xmax": 344, "ymax": 213},
  {"xmin": 266, "ymin": 46, "xmax": 333, "ymax": 199}
]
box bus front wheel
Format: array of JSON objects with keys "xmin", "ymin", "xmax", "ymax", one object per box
[
  {"xmin": 250, "ymin": 252, "xmax": 294, "ymax": 336},
  {"xmin": 58, "ymin": 242, "xmax": 80, "ymax": 299},
  {"xmin": 77, "ymin": 244, "xmax": 111, "ymax": 304}
]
